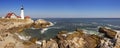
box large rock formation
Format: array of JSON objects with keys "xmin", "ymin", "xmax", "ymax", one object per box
[
  {"xmin": 98, "ymin": 27, "xmax": 117, "ymax": 39},
  {"xmin": 33, "ymin": 19, "xmax": 51, "ymax": 28},
  {"xmin": 0, "ymin": 18, "xmax": 34, "ymax": 48},
  {"xmin": 38, "ymin": 29, "xmax": 101, "ymax": 48},
  {"xmin": 0, "ymin": 18, "xmax": 34, "ymax": 32}
]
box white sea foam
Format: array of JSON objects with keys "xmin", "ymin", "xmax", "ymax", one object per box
[
  {"xmin": 41, "ymin": 28, "xmax": 49, "ymax": 34},
  {"xmin": 104, "ymin": 27, "xmax": 111, "ymax": 29},
  {"xmin": 82, "ymin": 29, "xmax": 99, "ymax": 35},
  {"xmin": 61, "ymin": 34, "xmax": 67, "ymax": 37},
  {"xmin": 31, "ymin": 27, "xmax": 36, "ymax": 29},
  {"xmin": 41, "ymin": 21, "xmax": 54, "ymax": 34},
  {"xmin": 82, "ymin": 29, "xmax": 88, "ymax": 34},
  {"xmin": 97, "ymin": 26, "xmax": 102, "ymax": 28},
  {"xmin": 49, "ymin": 27, "xmax": 62, "ymax": 29},
  {"xmin": 15, "ymin": 33, "xmax": 31, "ymax": 40},
  {"xmin": 36, "ymin": 41, "xmax": 42, "ymax": 45},
  {"xmin": 67, "ymin": 32, "xmax": 74, "ymax": 34},
  {"xmin": 107, "ymin": 24, "xmax": 120, "ymax": 28},
  {"xmin": 46, "ymin": 21, "xmax": 54, "ymax": 27},
  {"xmin": 115, "ymin": 30, "xmax": 120, "ymax": 33},
  {"xmin": 53, "ymin": 22, "xmax": 57, "ymax": 24},
  {"xmin": 49, "ymin": 22, "xmax": 54, "ymax": 26}
]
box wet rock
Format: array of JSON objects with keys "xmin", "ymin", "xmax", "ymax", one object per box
[
  {"xmin": 98, "ymin": 27, "xmax": 117, "ymax": 39},
  {"xmin": 29, "ymin": 37, "xmax": 38, "ymax": 44}
]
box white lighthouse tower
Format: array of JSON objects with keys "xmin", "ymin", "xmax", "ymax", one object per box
[{"xmin": 20, "ymin": 5, "xmax": 24, "ymax": 19}]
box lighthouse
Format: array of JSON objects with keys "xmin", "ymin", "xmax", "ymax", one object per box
[{"xmin": 20, "ymin": 5, "xmax": 24, "ymax": 19}]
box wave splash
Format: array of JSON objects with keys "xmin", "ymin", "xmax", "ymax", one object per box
[
  {"xmin": 15, "ymin": 33, "xmax": 31, "ymax": 41},
  {"xmin": 41, "ymin": 21, "xmax": 54, "ymax": 34},
  {"xmin": 41, "ymin": 28, "xmax": 49, "ymax": 34}
]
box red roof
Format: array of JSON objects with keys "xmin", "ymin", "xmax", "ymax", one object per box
[
  {"xmin": 5, "ymin": 13, "xmax": 17, "ymax": 18},
  {"xmin": 25, "ymin": 16, "xmax": 30, "ymax": 18},
  {"xmin": 5, "ymin": 13, "xmax": 31, "ymax": 19}
]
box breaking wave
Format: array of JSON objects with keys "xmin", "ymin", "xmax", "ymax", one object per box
[
  {"xmin": 49, "ymin": 22, "xmax": 54, "ymax": 26},
  {"xmin": 82, "ymin": 29, "xmax": 99, "ymax": 35},
  {"xmin": 41, "ymin": 21, "xmax": 54, "ymax": 34},
  {"xmin": 107, "ymin": 24, "xmax": 120, "ymax": 28},
  {"xmin": 15, "ymin": 33, "xmax": 31, "ymax": 41},
  {"xmin": 41, "ymin": 28, "xmax": 49, "ymax": 34}
]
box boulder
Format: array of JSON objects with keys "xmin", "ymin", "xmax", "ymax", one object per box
[
  {"xmin": 98, "ymin": 27, "xmax": 117, "ymax": 39},
  {"xmin": 33, "ymin": 19, "xmax": 50, "ymax": 28}
]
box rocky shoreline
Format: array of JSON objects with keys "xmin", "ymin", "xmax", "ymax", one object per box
[
  {"xmin": 37, "ymin": 27, "xmax": 118, "ymax": 48},
  {"xmin": 0, "ymin": 18, "xmax": 120, "ymax": 48},
  {"xmin": 0, "ymin": 18, "xmax": 52, "ymax": 48}
]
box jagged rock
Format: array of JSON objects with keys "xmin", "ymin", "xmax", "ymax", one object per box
[
  {"xmin": 58, "ymin": 37, "xmax": 86, "ymax": 48},
  {"xmin": 55, "ymin": 30, "xmax": 101, "ymax": 48},
  {"xmin": 0, "ymin": 19, "xmax": 34, "ymax": 48},
  {"xmin": 98, "ymin": 27, "xmax": 117, "ymax": 39},
  {"xmin": 83, "ymin": 35, "xmax": 101, "ymax": 48},
  {"xmin": 55, "ymin": 30, "xmax": 84, "ymax": 40},
  {"xmin": 114, "ymin": 32, "xmax": 120, "ymax": 48},
  {"xmin": 66, "ymin": 31, "xmax": 84, "ymax": 40},
  {"xmin": 40, "ymin": 39, "xmax": 58, "ymax": 48},
  {"xmin": 54, "ymin": 31, "xmax": 67, "ymax": 41}
]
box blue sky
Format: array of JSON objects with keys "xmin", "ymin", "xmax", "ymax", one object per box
[{"xmin": 0, "ymin": 0, "xmax": 120, "ymax": 18}]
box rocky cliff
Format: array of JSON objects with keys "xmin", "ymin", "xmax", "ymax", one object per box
[
  {"xmin": 0, "ymin": 18, "xmax": 34, "ymax": 48},
  {"xmin": 0, "ymin": 18, "xmax": 53, "ymax": 48}
]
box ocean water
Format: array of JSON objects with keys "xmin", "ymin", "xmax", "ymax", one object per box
[{"xmin": 19, "ymin": 18, "xmax": 120, "ymax": 40}]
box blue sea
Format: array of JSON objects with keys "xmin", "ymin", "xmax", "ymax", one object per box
[{"xmin": 19, "ymin": 18, "xmax": 120, "ymax": 40}]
